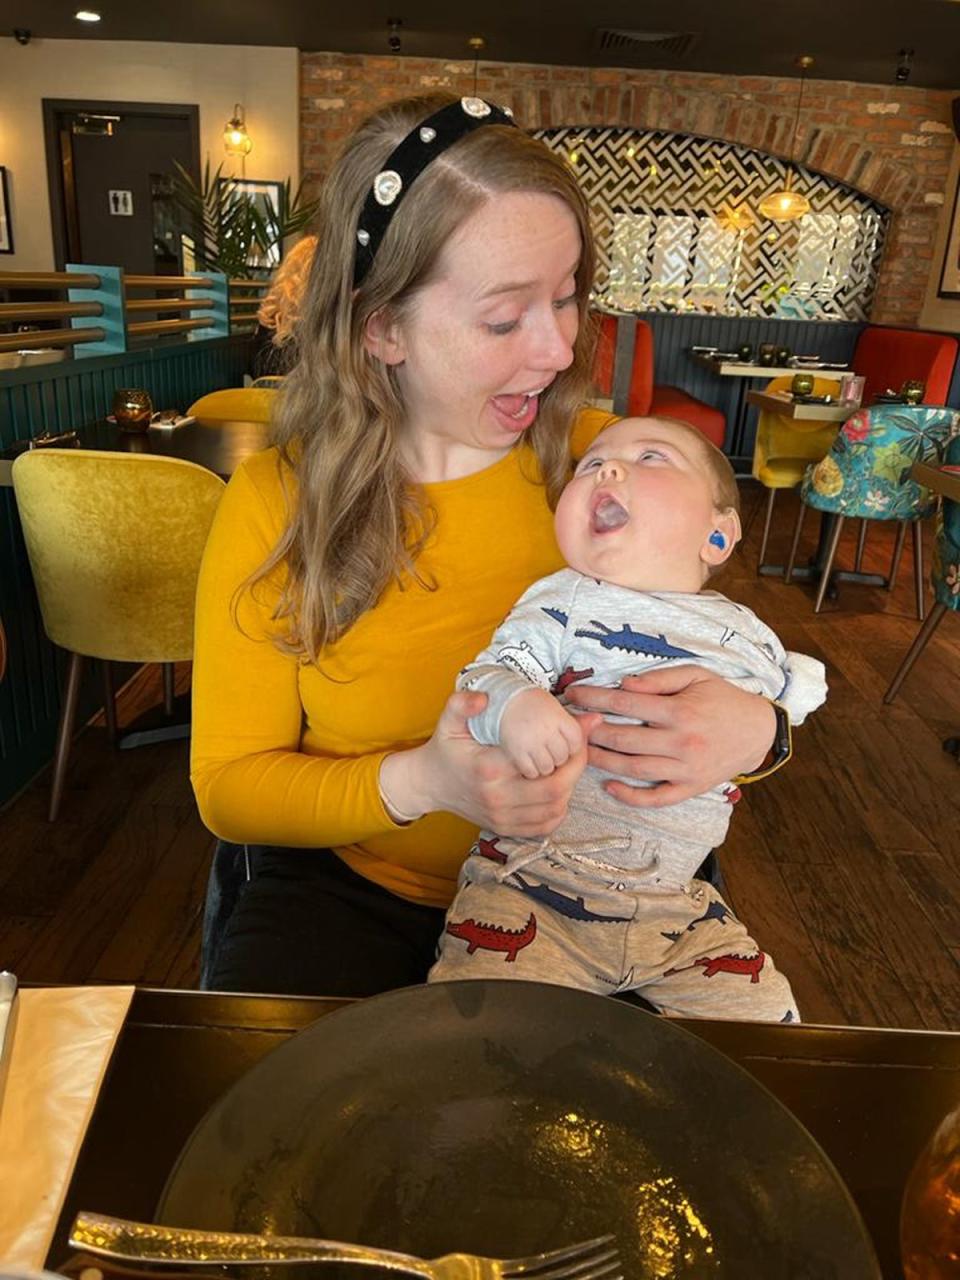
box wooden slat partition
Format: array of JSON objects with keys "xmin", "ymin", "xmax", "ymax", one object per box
[
  {"xmin": 0, "ymin": 302, "xmax": 103, "ymax": 322},
  {"xmin": 123, "ymin": 275, "xmax": 214, "ymax": 289},
  {"xmin": 125, "ymin": 297, "xmax": 214, "ymax": 314},
  {"xmin": 0, "ymin": 271, "xmax": 101, "ymax": 289},
  {"xmin": 0, "ymin": 327, "xmax": 105, "ymax": 353},
  {"xmin": 126, "ymin": 318, "xmax": 206, "ymax": 338}
]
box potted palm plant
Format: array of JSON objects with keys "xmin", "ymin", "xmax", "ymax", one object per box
[{"xmin": 169, "ymin": 160, "xmax": 322, "ymax": 280}]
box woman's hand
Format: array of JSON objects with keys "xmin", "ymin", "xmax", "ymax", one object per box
[
  {"xmin": 379, "ymin": 691, "xmax": 602, "ymax": 836},
  {"xmin": 563, "ymin": 665, "xmax": 776, "ymax": 808}
]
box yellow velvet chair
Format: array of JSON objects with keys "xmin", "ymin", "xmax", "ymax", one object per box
[
  {"xmin": 752, "ymin": 375, "xmax": 843, "ymax": 571},
  {"xmin": 187, "ymin": 387, "xmax": 276, "ymax": 424},
  {"xmin": 11, "ymin": 449, "xmax": 225, "ymax": 820}
]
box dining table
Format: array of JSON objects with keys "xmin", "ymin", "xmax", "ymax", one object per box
[
  {"xmin": 745, "ymin": 387, "xmax": 853, "ymax": 424},
  {"xmin": 0, "ymin": 414, "xmax": 273, "ymax": 487},
  {"xmin": 690, "ymin": 352, "xmax": 848, "ymax": 469},
  {"xmin": 45, "ymin": 986, "xmax": 960, "ymax": 1280}
]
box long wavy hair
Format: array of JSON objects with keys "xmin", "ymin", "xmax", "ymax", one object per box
[
  {"xmin": 254, "ymin": 94, "xmax": 598, "ymax": 661},
  {"xmin": 256, "ymin": 234, "xmax": 318, "ymax": 344}
]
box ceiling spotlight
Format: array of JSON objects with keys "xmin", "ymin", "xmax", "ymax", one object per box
[
  {"xmin": 895, "ymin": 48, "xmax": 914, "ymax": 84},
  {"xmin": 387, "ymin": 17, "xmax": 402, "ymax": 54},
  {"xmin": 75, "ymin": 9, "xmax": 102, "ymax": 20}
]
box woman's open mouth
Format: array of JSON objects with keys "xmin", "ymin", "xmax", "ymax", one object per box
[
  {"xmin": 591, "ymin": 493, "xmax": 629, "ymax": 533},
  {"xmin": 489, "ymin": 387, "xmax": 546, "ymax": 433}
]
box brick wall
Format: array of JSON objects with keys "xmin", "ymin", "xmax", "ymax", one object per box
[{"xmin": 301, "ymin": 52, "xmax": 959, "ymax": 326}]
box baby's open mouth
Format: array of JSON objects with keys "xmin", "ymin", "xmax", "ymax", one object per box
[{"xmin": 591, "ymin": 495, "xmax": 629, "ymax": 533}]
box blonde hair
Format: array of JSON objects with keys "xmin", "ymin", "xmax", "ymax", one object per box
[
  {"xmin": 256, "ymin": 234, "xmax": 318, "ymax": 345},
  {"xmin": 254, "ymin": 94, "xmax": 597, "ymax": 661}
]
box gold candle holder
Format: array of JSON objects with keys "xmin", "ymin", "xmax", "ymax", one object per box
[
  {"xmin": 900, "ymin": 380, "xmax": 925, "ymax": 405},
  {"xmin": 112, "ymin": 388, "xmax": 154, "ymax": 432}
]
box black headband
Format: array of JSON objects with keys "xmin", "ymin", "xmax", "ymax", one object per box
[{"xmin": 353, "ymin": 97, "xmax": 518, "ymax": 287}]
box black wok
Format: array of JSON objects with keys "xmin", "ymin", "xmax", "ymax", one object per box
[{"xmin": 158, "ymin": 980, "xmax": 880, "ymax": 1278}]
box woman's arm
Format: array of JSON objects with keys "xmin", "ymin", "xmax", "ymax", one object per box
[
  {"xmin": 563, "ymin": 665, "xmax": 777, "ymax": 808},
  {"xmin": 190, "ymin": 458, "xmax": 403, "ymax": 847},
  {"xmin": 191, "ymin": 457, "xmax": 596, "ymax": 845}
]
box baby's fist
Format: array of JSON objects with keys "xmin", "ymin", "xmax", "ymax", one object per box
[{"xmin": 499, "ymin": 688, "xmax": 584, "ymax": 779}]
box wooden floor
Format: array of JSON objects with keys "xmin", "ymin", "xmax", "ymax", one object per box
[{"xmin": 2, "ymin": 482, "xmax": 959, "ymax": 1029}]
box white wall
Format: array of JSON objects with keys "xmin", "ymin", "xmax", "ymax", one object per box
[
  {"xmin": 0, "ymin": 37, "xmax": 300, "ymax": 270},
  {"xmin": 920, "ymin": 143, "xmax": 960, "ymax": 335}
]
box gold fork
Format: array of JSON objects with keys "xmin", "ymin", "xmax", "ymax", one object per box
[{"xmin": 70, "ymin": 1212, "xmax": 623, "ymax": 1280}]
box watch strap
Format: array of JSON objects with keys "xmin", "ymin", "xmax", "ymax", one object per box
[{"xmin": 732, "ymin": 701, "xmax": 792, "ymax": 785}]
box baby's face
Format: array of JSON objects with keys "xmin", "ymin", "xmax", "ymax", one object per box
[{"xmin": 554, "ymin": 417, "xmax": 736, "ymax": 592}]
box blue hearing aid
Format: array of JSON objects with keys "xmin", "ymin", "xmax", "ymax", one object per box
[{"xmin": 709, "ymin": 530, "xmax": 726, "ymax": 549}]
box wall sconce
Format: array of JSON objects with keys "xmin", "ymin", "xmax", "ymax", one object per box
[{"xmin": 223, "ymin": 104, "xmax": 253, "ymax": 157}]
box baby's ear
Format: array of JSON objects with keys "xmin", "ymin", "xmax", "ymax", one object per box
[
  {"xmin": 362, "ymin": 307, "xmax": 406, "ymax": 365},
  {"xmin": 700, "ymin": 507, "xmax": 742, "ymax": 569}
]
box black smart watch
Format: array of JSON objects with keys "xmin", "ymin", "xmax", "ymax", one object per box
[{"xmin": 733, "ymin": 701, "xmax": 792, "ymax": 784}]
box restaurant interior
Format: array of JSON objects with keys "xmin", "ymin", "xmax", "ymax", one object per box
[{"xmin": 1, "ymin": 2, "xmax": 959, "ymax": 1276}]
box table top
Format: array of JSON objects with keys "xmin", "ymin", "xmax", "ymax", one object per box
[
  {"xmin": 49, "ymin": 987, "xmax": 960, "ymax": 1279},
  {"xmin": 691, "ymin": 352, "xmax": 848, "ymax": 380},
  {"xmin": 746, "ymin": 388, "xmax": 852, "ymax": 422},
  {"xmin": 913, "ymin": 458, "xmax": 960, "ymax": 503},
  {"xmin": 0, "ymin": 415, "xmax": 273, "ymax": 487}
]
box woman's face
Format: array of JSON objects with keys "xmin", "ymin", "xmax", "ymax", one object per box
[{"xmin": 384, "ymin": 191, "xmax": 582, "ymax": 471}]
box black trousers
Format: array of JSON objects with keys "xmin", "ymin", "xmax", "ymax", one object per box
[{"xmin": 201, "ymin": 842, "xmax": 447, "ymax": 998}]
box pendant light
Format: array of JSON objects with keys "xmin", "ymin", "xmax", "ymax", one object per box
[
  {"xmin": 468, "ymin": 34, "xmax": 484, "ymax": 95},
  {"xmin": 223, "ymin": 104, "xmax": 252, "ymax": 158},
  {"xmin": 758, "ymin": 56, "xmax": 813, "ymax": 222}
]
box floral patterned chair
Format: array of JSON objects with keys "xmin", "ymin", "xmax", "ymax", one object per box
[
  {"xmin": 883, "ymin": 432, "xmax": 960, "ymax": 704},
  {"xmin": 784, "ymin": 405, "xmax": 960, "ymax": 615}
]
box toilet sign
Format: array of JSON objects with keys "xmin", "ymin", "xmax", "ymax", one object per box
[{"xmin": 108, "ymin": 190, "xmax": 133, "ymax": 216}]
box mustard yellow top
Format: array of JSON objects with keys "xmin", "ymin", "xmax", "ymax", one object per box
[{"xmin": 190, "ymin": 407, "xmax": 615, "ymax": 908}]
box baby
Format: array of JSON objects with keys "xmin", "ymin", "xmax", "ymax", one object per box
[{"xmin": 429, "ymin": 416, "xmax": 827, "ymax": 1021}]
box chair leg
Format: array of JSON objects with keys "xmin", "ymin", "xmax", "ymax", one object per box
[
  {"xmin": 49, "ymin": 651, "xmax": 83, "ymax": 822},
  {"xmin": 854, "ymin": 519, "xmax": 868, "ymax": 572},
  {"xmin": 784, "ymin": 502, "xmax": 807, "ymax": 584},
  {"xmin": 814, "ymin": 515, "xmax": 845, "ymax": 613},
  {"xmin": 912, "ymin": 519, "xmax": 925, "ymax": 622},
  {"xmin": 757, "ymin": 488, "xmax": 777, "ymax": 572},
  {"xmin": 163, "ymin": 662, "xmax": 176, "ymax": 717},
  {"xmin": 101, "ymin": 659, "xmax": 118, "ymax": 747},
  {"xmin": 883, "ymin": 602, "xmax": 947, "ymax": 704},
  {"xmin": 888, "ymin": 521, "xmax": 908, "ymax": 592}
]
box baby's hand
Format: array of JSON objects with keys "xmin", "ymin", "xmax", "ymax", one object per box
[{"xmin": 499, "ymin": 688, "xmax": 585, "ymax": 779}]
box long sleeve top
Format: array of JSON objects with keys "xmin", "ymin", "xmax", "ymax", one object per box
[
  {"xmin": 190, "ymin": 408, "xmax": 616, "ymax": 907},
  {"xmin": 457, "ymin": 570, "xmax": 827, "ymax": 886}
]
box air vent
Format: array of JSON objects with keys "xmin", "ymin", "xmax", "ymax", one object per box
[{"xmin": 594, "ymin": 28, "xmax": 697, "ymax": 58}]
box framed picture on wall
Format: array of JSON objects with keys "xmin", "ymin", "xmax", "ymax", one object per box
[
  {"xmin": 938, "ymin": 173, "xmax": 960, "ymax": 298},
  {"xmin": 216, "ymin": 176, "xmax": 283, "ymax": 269},
  {"xmin": 0, "ymin": 167, "xmax": 13, "ymax": 254}
]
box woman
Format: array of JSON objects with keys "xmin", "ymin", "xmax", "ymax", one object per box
[
  {"xmin": 191, "ymin": 94, "xmax": 778, "ymax": 996},
  {"xmin": 248, "ymin": 233, "xmax": 318, "ymax": 379}
]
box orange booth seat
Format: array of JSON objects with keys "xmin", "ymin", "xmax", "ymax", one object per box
[
  {"xmin": 593, "ymin": 313, "xmax": 727, "ymax": 448},
  {"xmin": 852, "ymin": 325, "xmax": 958, "ymax": 407}
]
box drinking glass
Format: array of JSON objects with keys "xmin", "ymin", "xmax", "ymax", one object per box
[
  {"xmin": 758, "ymin": 342, "xmax": 778, "ymax": 367},
  {"xmin": 900, "ymin": 1099, "xmax": 960, "ymax": 1278},
  {"xmin": 839, "ymin": 374, "xmax": 865, "ymax": 407}
]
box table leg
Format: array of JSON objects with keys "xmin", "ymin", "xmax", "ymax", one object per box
[{"xmin": 728, "ymin": 378, "xmax": 752, "ymax": 475}]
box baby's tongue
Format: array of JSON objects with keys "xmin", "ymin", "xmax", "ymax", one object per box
[
  {"xmin": 593, "ymin": 497, "xmax": 629, "ymax": 532},
  {"xmin": 491, "ymin": 392, "xmax": 527, "ymax": 417}
]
